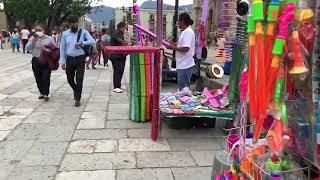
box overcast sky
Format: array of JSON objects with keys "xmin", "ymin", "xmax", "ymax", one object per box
[{"xmin": 93, "ymin": 0, "xmax": 193, "ymax": 8}]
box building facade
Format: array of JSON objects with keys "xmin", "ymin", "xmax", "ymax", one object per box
[
  {"xmin": 192, "ymin": 0, "xmax": 218, "ymax": 46},
  {"xmin": 79, "ymin": 15, "xmax": 93, "ymax": 31},
  {"xmin": 114, "ymin": 8, "xmax": 192, "ymax": 39},
  {"xmin": 0, "ymin": 9, "xmax": 7, "ymax": 30}
]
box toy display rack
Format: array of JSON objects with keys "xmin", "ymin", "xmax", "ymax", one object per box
[{"xmin": 212, "ymin": 126, "xmax": 320, "ymax": 180}]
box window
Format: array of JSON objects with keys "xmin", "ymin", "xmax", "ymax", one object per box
[
  {"xmin": 149, "ymin": 13, "xmax": 155, "ymax": 33},
  {"xmin": 163, "ymin": 15, "xmax": 167, "ymax": 38}
]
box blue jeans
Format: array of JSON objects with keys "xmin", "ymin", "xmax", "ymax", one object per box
[{"xmin": 177, "ymin": 66, "xmax": 194, "ymax": 90}]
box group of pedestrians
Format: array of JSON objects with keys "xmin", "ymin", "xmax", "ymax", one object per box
[
  {"xmin": 0, "ymin": 30, "xmax": 11, "ymax": 50},
  {"xmin": 85, "ymin": 27, "xmax": 111, "ymax": 70},
  {"xmin": 26, "ymin": 13, "xmax": 195, "ymax": 108},
  {"xmin": 0, "ymin": 27, "xmax": 30, "ymax": 53},
  {"xmin": 26, "ymin": 16, "xmax": 127, "ymax": 107},
  {"xmin": 0, "ymin": 27, "xmax": 62, "ymax": 53}
]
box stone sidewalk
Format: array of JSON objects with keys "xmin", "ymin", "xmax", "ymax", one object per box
[{"xmin": 0, "ymin": 50, "xmax": 225, "ymax": 180}]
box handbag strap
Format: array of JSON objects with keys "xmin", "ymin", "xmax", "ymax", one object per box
[{"xmin": 77, "ymin": 29, "xmax": 82, "ymax": 42}]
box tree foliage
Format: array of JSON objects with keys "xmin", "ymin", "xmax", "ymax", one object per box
[
  {"xmin": 3, "ymin": 0, "xmax": 100, "ymax": 31},
  {"xmin": 4, "ymin": 0, "xmax": 50, "ymax": 28}
]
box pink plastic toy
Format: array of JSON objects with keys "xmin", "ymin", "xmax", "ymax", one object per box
[
  {"xmin": 239, "ymin": 71, "xmax": 248, "ymax": 101},
  {"xmin": 203, "ymin": 87, "xmax": 220, "ymax": 108},
  {"xmin": 134, "ymin": 24, "xmax": 171, "ymax": 46},
  {"xmin": 227, "ymin": 134, "xmax": 240, "ymax": 151},
  {"xmin": 277, "ymin": 3, "xmax": 296, "ymax": 39}
]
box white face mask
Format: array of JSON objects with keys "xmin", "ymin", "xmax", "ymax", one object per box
[{"xmin": 35, "ymin": 31, "xmax": 44, "ymax": 37}]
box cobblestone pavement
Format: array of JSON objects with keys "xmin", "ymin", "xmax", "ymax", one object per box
[{"xmin": 0, "ymin": 50, "xmax": 225, "ymax": 180}]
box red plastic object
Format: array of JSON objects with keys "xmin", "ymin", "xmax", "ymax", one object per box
[
  {"xmin": 134, "ymin": 24, "xmax": 171, "ymax": 46},
  {"xmin": 145, "ymin": 53, "xmax": 152, "ymax": 121},
  {"xmin": 267, "ymin": 119, "xmax": 284, "ymax": 153}
]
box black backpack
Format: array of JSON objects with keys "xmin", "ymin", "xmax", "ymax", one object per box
[{"xmin": 77, "ymin": 29, "xmax": 93, "ymax": 57}]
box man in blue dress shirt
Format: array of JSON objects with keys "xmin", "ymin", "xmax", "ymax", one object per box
[{"xmin": 60, "ymin": 16, "xmax": 95, "ymax": 107}]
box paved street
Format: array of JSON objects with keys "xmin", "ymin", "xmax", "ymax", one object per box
[{"xmin": 0, "ymin": 50, "xmax": 225, "ymax": 180}]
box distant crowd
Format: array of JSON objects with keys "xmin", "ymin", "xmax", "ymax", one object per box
[
  {"xmin": 0, "ymin": 27, "xmax": 61, "ymax": 53},
  {"xmin": 0, "ymin": 26, "xmax": 112, "ymax": 69}
]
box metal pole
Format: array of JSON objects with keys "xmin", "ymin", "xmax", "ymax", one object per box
[
  {"xmin": 153, "ymin": 0, "xmax": 163, "ymax": 140},
  {"xmin": 172, "ymin": 0, "xmax": 179, "ymax": 68},
  {"xmin": 156, "ymin": 0, "xmax": 163, "ymax": 47}
]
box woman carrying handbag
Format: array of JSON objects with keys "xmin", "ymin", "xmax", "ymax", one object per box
[{"xmin": 26, "ymin": 24, "xmax": 57, "ymax": 101}]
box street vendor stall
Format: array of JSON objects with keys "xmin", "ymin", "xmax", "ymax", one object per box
[
  {"xmin": 211, "ymin": 0, "xmax": 320, "ymax": 179},
  {"xmin": 105, "ymin": 0, "xmax": 240, "ymax": 141}
]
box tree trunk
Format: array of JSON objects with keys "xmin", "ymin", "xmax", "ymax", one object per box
[
  {"xmin": 47, "ymin": 0, "xmax": 60, "ymax": 32},
  {"xmin": 3, "ymin": 1, "xmax": 16, "ymax": 30}
]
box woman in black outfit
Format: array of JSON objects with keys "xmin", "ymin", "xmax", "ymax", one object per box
[{"xmin": 110, "ymin": 22, "xmax": 127, "ymax": 93}]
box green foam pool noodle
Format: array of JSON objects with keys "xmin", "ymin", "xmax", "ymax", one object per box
[
  {"xmin": 252, "ymin": 0, "xmax": 264, "ymax": 21},
  {"xmin": 139, "ymin": 53, "xmax": 146, "ymax": 122},
  {"xmin": 272, "ymin": 38, "xmax": 285, "ymax": 55},
  {"xmin": 267, "ymin": 0, "xmax": 280, "ymax": 22},
  {"xmin": 247, "ymin": 15, "xmax": 256, "ymax": 33},
  {"xmin": 134, "ymin": 54, "xmax": 141, "ymax": 122},
  {"xmin": 129, "ymin": 55, "xmax": 134, "ymax": 120}
]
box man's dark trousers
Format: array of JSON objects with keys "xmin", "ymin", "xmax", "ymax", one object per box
[
  {"xmin": 66, "ymin": 55, "xmax": 86, "ymax": 101},
  {"xmin": 32, "ymin": 58, "xmax": 51, "ymax": 96},
  {"xmin": 22, "ymin": 39, "xmax": 28, "ymax": 53},
  {"xmin": 110, "ymin": 55, "xmax": 126, "ymax": 89}
]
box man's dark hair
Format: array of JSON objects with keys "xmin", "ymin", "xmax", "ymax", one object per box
[
  {"xmin": 68, "ymin": 16, "xmax": 79, "ymax": 23},
  {"xmin": 23, "ymin": 26, "xmax": 27, "ymax": 29},
  {"xmin": 117, "ymin": 22, "xmax": 126, "ymax": 29},
  {"xmin": 102, "ymin": 28, "xmax": 107, "ymax": 34}
]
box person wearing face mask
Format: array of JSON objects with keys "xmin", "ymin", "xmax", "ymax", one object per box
[
  {"xmin": 26, "ymin": 24, "xmax": 56, "ymax": 102},
  {"xmin": 110, "ymin": 22, "xmax": 128, "ymax": 93},
  {"xmin": 59, "ymin": 16, "xmax": 95, "ymax": 107},
  {"xmin": 0, "ymin": 30, "xmax": 3, "ymax": 49},
  {"xmin": 11, "ymin": 28, "xmax": 20, "ymax": 52}
]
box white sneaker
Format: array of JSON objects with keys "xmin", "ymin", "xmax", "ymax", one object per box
[
  {"xmin": 113, "ymin": 88, "xmax": 123, "ymax": 93},
  {"xmin": 176, "ymin": 87, "xmax": 193, "ymax": 97}
]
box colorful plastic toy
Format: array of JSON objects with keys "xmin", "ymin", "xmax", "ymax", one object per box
[{"xmin": 254, "ymin": 3, "xmax": 296, "ymax": 141}]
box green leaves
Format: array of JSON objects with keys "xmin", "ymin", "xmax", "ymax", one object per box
[
  {"xmin": 4, "ymin": 0, "xmax": 49, "ymax": 26},
  {"xmin": 3, "ymin": 0, "xmax": 101, "ymax": 29}
]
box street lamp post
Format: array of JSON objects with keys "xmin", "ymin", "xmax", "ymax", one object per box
[
  {"xmin": 156, "ymin": 0, "xmax": 163, "ymax": 47},
  {"xmin": 121, "ymin": 6, "xmax": 133, "ymax": 24},
  {"xmin": 172, "ymin": 0, "xmax": 179, "ymax": 68}
]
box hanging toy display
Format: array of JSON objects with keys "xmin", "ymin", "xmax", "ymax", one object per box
[
  {"xmin": 216, "ymin": 0, "xmax": 239, "ymax": 62},
  {"xmin": 213, "ymin": 0, "xmax": 320, "ymax": 178},
  {"xmin": 228, "ymin": 0, "xmax": 248, "ymax": 109},
  {"xmin": 311, "ymin": 0, "xmax": 320, "ymax": 167},
  {"xmin": 253, "ymin": 2, "xmax": 296, "ymax": 141}
]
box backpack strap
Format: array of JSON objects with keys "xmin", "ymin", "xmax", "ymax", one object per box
[{"xmin": 77, "ymin": 29, "xmax": 82, "ymax": 42}]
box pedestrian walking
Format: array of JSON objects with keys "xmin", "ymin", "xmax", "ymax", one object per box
[
  {"xmin": 60, "ymin": 16, "xmax": 95, "ymax": 107},
  {"xmin": 101, "ymin": 28, "xmax": 111, "ymax": 67},
  {"xmin": 110, "ymin": 22, "xmax": 128, "ymax": 93},
  {"xmin": 21, "ymin": 27, "xmax": 30, "ymax": 53},
  {"xmin": 51, "ymin": 30, "xmax": 61, "ymax": 46},
  {"xmin": 3, "ymin": 30, "xmax": 9, "ymax": 49},
  {"xmin": 0, "ymin": 30, "xmax": 3, "ymax": 49},
  {"xmin": 11, "ymin": 28, "xmax": 20, "ymax": 52},
  {"xmin": 165, "ymin": 13, "xmax": 195, "ymax": 91},
  {"xmin": 26, "ymin": 24, "xmax": 56, "ymax": 102},
  {"xmin": 96, "ymin": 38, "xmax": 103, "ymax": 65},
  {"xmin": 85, "ymin": 31, "xmax": 98, "ymax": 70}
]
